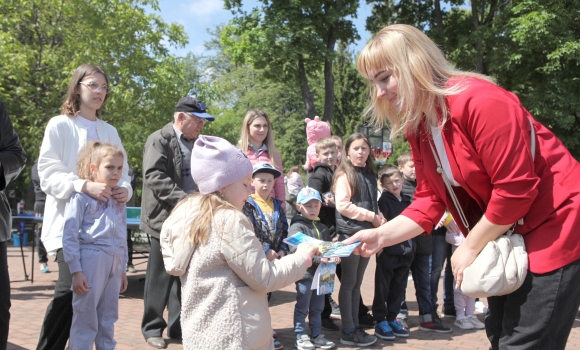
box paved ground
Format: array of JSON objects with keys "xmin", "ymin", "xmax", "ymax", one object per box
[{"xmin": 6, "ymin": 243, "xmax": 580, "ymax": 349}]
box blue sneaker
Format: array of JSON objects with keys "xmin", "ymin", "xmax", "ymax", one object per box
[
  {"xmin": 389, "ymin": 319, "xmax": 410, "ymax": 338},
  {"xmin": 374, "ymin": 320, "xmax": 395, "ymax": 340}
]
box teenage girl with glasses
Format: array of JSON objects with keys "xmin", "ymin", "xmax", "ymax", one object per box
[{"xmin": 36, "ymin": 64, "xmax": 132, "ymax": 350}]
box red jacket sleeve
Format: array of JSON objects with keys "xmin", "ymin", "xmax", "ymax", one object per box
[{"xmin": 452, "ymin": 81, "xmax": 539, "ymax": 225}]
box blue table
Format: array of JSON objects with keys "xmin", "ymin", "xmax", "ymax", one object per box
[{"xmin": 11, "ymin": 209, "xmax": 144, "ymax": 283}]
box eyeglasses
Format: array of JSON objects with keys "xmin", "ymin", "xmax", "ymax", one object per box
[
  {"xmin": 186, "ymin": 113, "xmax": 207, "ymax": 125},
  {"xmin": 79, "ymin": 81, "xmax": 109, "ymax": 94}
]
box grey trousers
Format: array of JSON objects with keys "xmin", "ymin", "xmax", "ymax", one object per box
[
  {"xmin": 69, "ymin": 249, "xmax": 124, "ymax": 350},
  {"xmin": 338, "ymin": 253, "xmax": 370, "ymax": 330}
]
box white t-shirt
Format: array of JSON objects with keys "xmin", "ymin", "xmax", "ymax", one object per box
[
  {"xmin": 77, "ymin": 115, "xmax": 99, "ymax": 141},
  {"xmin": 430, "ymin": 124, "xmax": 460, "ymax": 186}
]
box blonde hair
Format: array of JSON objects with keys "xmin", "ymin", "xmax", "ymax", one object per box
[
  {"xmin": 356, "ymin": 24, "xmax": 493, "ymax": 138},
  {"xmin": 332, "ymin": 133, "xmax": 376, "ymax": 196},
  {"xmin": 239, "ymin": 109, "xmax": 278, "ymax": 166},
  {"xmin": 397, "ymin": 151, "xmax": 413, "ymax": 167},
  {"xmin": 173, "ymin": 193, "xmax": 239, "ymax": 245},
  {"xmin": 76, "ymin": 141, "xmax": 124, "ymax": 181},
  {"xmin": 315, "ymin": 137, "xmax": 337, "ymax": 154},
  {"xmin": 61, "ymin": 64, "xmax": 110, "ymax": 117}
]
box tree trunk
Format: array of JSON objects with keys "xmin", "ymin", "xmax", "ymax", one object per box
[
  {"xmin": 323, "ymin": 30, "xmax": 337, "ymax": 124},
  {"xmin": 433, "ymin": 0, "xmax": 445, "ymax": 46},
  {"xmin": 322, "ymin": 0, "xmax": 341, "ymax": 124},
  {"xmin": 297, "ymin": 55, "xmax": 317, "ymax": 119},
  {"xmin": 471, "ymin": 0, "xmax": 486, "ymax": 74}
]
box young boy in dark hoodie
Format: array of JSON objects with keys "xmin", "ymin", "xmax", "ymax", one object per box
[
  {"xmin": 397, "ymin": 152, "xmax": 452, "ymax": 333},
  {"xmin": 373, "ymin": 165, "xmax": 414, "ymax": 340},
  {"xmin": 289, "ymin": 187, "xmax": 338, "ymax": 350}
]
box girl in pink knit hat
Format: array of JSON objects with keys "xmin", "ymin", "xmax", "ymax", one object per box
[{"xmin": 162, "ymin": 135, "xmax": 318, "ymax": 350}]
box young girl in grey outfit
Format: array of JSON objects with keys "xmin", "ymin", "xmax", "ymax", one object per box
[{"xmin": 63, "ymin": 141, "xmax": 128, "ymax": 350}]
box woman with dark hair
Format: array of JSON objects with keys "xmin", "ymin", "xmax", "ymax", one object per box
[
  {"xmin": 36, "ymin": 64, "xmax": 133, "ymax": 350},
  {"xmin": 345, "ymin": 24, "xmax": 580, "ymax": 350}
]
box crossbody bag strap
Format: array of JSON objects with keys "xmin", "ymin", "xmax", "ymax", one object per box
[{"xmin": 428, "ymin": 118, "xmax": 536, "ymax": 231}]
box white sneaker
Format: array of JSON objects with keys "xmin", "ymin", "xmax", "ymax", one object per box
[
  {"xmin": 312, "ymin": 334, "xmax": 335, "ymax": 349},
  {"xmin": 455, "ymin": 317, "xmax": 475, "ymax": 329},
  {"xmin": 475, "ymin": 301, "xmax": 489, "ymax": 314},
  {"xmin": 468, "ymin": 315, "xmax": 485, "ymax": 329},
  {"xmin": 296, "ymin": 334, "xmax": 315, "ymax": 350}
]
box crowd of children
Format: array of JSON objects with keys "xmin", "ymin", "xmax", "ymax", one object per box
[
  {"xmin": 240, "ymin": 126, "xmax": 486, "ymax": 349},
  {"xmin": 32, "ymin": 63, "xmax": 483, "ymax": 349}
]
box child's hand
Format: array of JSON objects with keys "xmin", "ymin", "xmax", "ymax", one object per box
[
  {"xmin": 277, "ymin": 250, "xmax": 286, "ymax": 258},
  {"xmin": 332, "ymin": 236, "xmax": 338, "ymax": 242},
  {"xmin": 266, "ymin": 249, "xmax": 278, "ymax": 261},
  {"xmin": 333, "ymin": 257, "xmax": 341, "ymax": 264},
  {"xmin": 321, "ymin": 257, "xmax": 329, "ymax": 265},
  {"xmin": 120, "ymin": 273, "xmax": 128, "ymax": 293},
  {"xmin": 372, "ymin": 213, "xmax": 384, "ymax": 228},
  {"xmin": 296, "ymin": 243, "xmax": 319, "ymax": 258},
  {"xmin": 324, "ymin": 196, "xmax": 335, "ymax": 207},
  {"xmin": 302, "ymin": 163, "xmax": 310, "ymax": 171},
  {"xmin": 72, "ymin": 272, "xmax": 90, "ymax": 294}
]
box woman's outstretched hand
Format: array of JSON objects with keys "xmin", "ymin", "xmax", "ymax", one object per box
[{"xmin": 342, "ymin": 228, "xmax": 384, "ymax": 257}]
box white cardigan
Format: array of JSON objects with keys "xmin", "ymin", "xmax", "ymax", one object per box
[{"xmin": 38, "ymin": 115, "xmax": 132, "ymax": 254}]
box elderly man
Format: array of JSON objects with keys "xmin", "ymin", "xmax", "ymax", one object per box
[{"xmin": 140, "ymin": 97, "xmax": 214, "ymax": 349}]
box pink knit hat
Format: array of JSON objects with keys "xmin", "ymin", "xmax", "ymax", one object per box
[{"xmin": 191, "ymin": 135, "xmax": 253, "ymax": 194}]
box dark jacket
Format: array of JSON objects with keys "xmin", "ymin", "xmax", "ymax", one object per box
[
  {"xmin": 308, "ymin": 162, "xmax": 335, "ymax": 230},
  {"xmin": 242, "ymin": 196, "xmax": 289, "ymax": 253},
  {"xmin": 335, "ymin": 167, "xmax": 378, "ymax": 236},
  {"xmin": 0, "ymin": 101, "xmax": 26, "ymax": 242},
  {"xmin": 401, "ymin": 177, "xmax": 417, "ymax": 201},
  {"xmin": 31, "ymin": 161, "xmax": 46, "ymax": 215},
  {"xmin": 378, "ymin": 190, "xmax": 414, "ymax": 256},
  {"xmin": 140, "ymin": 122, "xmax": 188, "ymax": 238},
  {"xmin": 288, "ymin": 214, "xmax": 332, "ymax": 281},
  {"xmin": 401, "ymin": 177, "xmax": 433, "ymax": 255}
]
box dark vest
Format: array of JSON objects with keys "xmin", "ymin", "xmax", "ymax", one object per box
[{"xmin": 336, "ymin": 167, "xmax": 378, "ymax": 236}]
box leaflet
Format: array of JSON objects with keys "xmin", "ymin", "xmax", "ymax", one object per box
[
  {"xmin": 283, "ymin": 233, "xmax": 360, "ymax": 258},
  {"xmin": 311, "ymin": 262, "xmax": 337, "ymax": 295}
]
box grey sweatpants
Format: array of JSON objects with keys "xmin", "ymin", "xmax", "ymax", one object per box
[{"xmin": 69, "ymin": 248, "xmax": 124, "ymax": 350}]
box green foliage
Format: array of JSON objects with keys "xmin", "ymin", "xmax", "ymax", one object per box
[
  {"xmin": 365, "ymin": 0, "xmax": 580, "ymax": 158},
  {"xmin": 221, "ymin": 0, "xmax": 360, "ymax": 123},
  {"xmin": 0, "ymin": 0, "xmax": 191, "ymax": 203}
]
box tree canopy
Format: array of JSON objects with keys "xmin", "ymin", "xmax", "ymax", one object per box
[{"xmin": 1, "ymin": 0, "xmax": 578, "ymax": 206}]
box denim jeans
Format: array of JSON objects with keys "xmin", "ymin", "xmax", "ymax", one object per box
[
  {"xmin": 294, "ymin": 279, "xmax": 325, "ymax": 337},
  {"xmin": 430, "ymin": 233, "xmax": 454, "ymax": 311},
  {"xmin": 410, "ymin": 253, "xmax": 435, "ymax": 321}
]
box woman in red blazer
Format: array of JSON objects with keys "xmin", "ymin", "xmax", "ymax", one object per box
[{"xmin": 344, "ymin": 24, "xmax": 580, "ymax": 350}]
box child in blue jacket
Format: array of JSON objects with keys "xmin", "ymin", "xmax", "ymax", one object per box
[{"xmin": 63, "ymin": 141, "xmax": 128, "ymax": 350}]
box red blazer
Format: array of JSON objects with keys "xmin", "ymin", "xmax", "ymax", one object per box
[{"xmin": 402, "ymin": 77, "xmax": 580, "ymax": 274}]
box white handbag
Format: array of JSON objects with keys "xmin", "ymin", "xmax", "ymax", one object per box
[{"xmin": 428, "ymin": 119, "xmax": 535, "ymax": 298}]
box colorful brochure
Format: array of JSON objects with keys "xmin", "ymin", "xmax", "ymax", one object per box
[
  {"xmin": 311, "ymin": 262, "xmax": 337, "ymax": 295},
  {"xmin": 283, "ymin": 233, "xmax": 360, "ymax": 258}
]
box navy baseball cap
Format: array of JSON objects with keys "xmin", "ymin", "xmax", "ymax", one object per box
[
  {"xmin": 252, "ymin": 162, "xmax": 281, "ymax": 178},
  {"xmin": 175, "ymin": 97, "xmax": 215, "ymax": 121}
]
